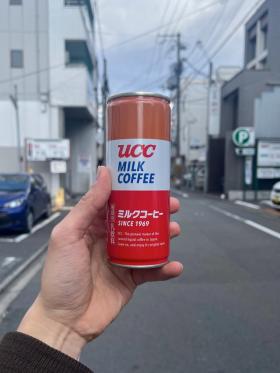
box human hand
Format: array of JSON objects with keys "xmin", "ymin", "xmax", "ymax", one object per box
[{"xmin": 18, "ymin": 166, "xmax": 183, "ymax": 358}]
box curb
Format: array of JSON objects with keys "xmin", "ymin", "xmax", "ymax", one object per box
[
  {"xmin": 171, "ymin": 189, "xmax": 189, "ymax": 198},
  {"xmin": 0, "ymin": 244, "xmax": 48, "ymax": 295}
]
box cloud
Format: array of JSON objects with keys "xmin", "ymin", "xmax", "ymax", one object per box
[{"xmin": 96, "ymin": 0, "xmax": 263, "ymax": 93}]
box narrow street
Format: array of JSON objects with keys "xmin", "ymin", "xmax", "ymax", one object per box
[{"xmin": 0, "ymin": 194, "xmax": 280, "ymax": 373}]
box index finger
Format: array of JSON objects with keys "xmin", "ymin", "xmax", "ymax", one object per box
[{"xmin": 170, "ymin": 196, "xmax": 180, "ymax": 214}]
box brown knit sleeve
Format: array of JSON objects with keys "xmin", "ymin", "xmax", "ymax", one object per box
[{"xmin": 0, "ymin": 332, "xmax": 93, "ymax": 373}]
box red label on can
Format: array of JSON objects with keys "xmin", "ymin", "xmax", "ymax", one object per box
[
  {"xmin": 108, "ymin": 190, "xmax": 169, "ymax": 266},
  {"xmin": 107, "ymin": 138, "xmax": 170, "ymax": 267}
]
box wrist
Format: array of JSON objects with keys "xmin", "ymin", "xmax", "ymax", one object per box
[{"xmin": 17, "ymin": 298, "xmax": 86, "ymax": 359}]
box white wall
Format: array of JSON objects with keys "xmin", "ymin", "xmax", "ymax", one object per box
[
  {"xmin": 0, "ymin": 99, "xmax": 62, "ymax": 197},
  {"xmin": 48, "ymin": 0, "xmax": 96, "ymax": 115},
  {"xmin": 180, "ymin": 79, "xmax": 208, "ymax": 164},
  {"xmin": 255, "ymin": 87, "xmax": 280, "ymax": 138},
  {"xmin": 0, "ymin": 100, "xmax": 51, "ymax": 147}
]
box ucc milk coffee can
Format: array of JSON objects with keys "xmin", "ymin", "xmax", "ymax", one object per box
[{"xmin": 106, "ymin": 92, "xmax": 170, "ymax": 268}]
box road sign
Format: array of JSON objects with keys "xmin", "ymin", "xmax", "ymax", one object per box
[
  {"xmin": 50, "ymin": 160, "xmax": 67, "ymax": 174},
  {"xmin": 26, "ymin": 139, "xmax": 70, "ymax": 161},
  {"xmin": 232, "ymin": 127, "xmax": 255, "ymax": 147},
  {"xmin": 235, "ymin": 147, "xmax": 255, "ymax": 156},
  {"xmin": 257, "ymin": 168, "xmax": 280, "ymax": 179},
  {"xmin": 257, "ymin": 141, "xmax": 280, "ymax": 167}
]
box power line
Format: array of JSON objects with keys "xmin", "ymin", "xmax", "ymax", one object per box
[
  {"xmin": 106, "ymin": 1, "xmax": 221, "ymax": 51},
  {"xmin": 182, "ymin": 0, "xmax": 230, "ymax": 66},
  {"xmin": 111, "ymin": 1, "xmax": 222, "ymax": 92},
  {"xmin": 185, "ymin": 58, "xmax": 208, "ymax": 78},
  {"xmin": 94, "ymin": 0, "xmax": 105, "ymax": 60},
  {"xmin": 145, "ymin": 0, "xmax": 174, "ymax": 83},
  {"xmin": 202, "ymin": 0, "xmax": 230, "ymax": 50},
  {"xmin": 203, "ymin": 0, "xmax": 245, "ymax": 59},
  {"xmin": 120, "ymin": 0, "xmax": 173, "ymax": 91},
  {"xmin": 140, "ymin": 74, "xmax": 170, "ymax": 90},
  {"xmin": 209, "ymin": 0, "xmax": 264, "ymax": 62},
  {"xmin": 0, "ymin": 63, "xmax": 64, "ymax": 87},
  {"xmin": 152, "ymin": 0, "xmax": 190, "ymax": 83},
  {"xmin": 180, "ymin": 0, "xmax": 264, "ymax": 93}
]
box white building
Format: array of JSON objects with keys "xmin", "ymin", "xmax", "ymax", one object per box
[
  {"xmin": 180, "ymin": 79, "xmax": 208, "ymax": 166},
  {"xmin": 0, "ymin": 0, "xmax": 99, "ymax": 198},
  {"xmin": 179, "ymin": 67, "xmax": 240, "ymax": 189}
]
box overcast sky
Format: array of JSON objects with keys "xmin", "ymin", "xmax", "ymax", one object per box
[{"xmin": 97, "ymin": 0, "xmax": 264, "ymax": 95}]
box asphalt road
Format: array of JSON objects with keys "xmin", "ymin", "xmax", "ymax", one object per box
[
  {"xmin": 1, "ymin": 195, "xmax": 280, "ymax": 373},
  {"xmin": 0, "ymin": 212, "xmax": 64, "ymax": 284}
]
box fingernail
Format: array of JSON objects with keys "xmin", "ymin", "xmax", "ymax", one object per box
[{"xmin": 96, "ymin": 166, "xmax": 102, "ymax": 180}]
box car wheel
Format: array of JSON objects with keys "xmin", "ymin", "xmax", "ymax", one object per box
[
  {"xmin": 44, "ymin": 202, "xmax": 52, "ymax": 219},
  {"xmin": 24, "ymin": 211, "xmax": 34, "ymax": 233}
]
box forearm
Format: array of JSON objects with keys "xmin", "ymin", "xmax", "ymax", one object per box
[
  {"xmin": 0, "ymin": 297, "xmax": 91, "ymax": 372},
  {"xmin": 0, "ymin": 332, "xmax": 92, "ymax": 373},
  {"xmin": 18, "ymin": 300, "xmax": 85, "ymax": 360}
]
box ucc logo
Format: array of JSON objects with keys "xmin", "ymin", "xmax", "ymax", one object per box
[{"xmin": 118, "ymin": 144, "xmax": 157, "ymax": 158}]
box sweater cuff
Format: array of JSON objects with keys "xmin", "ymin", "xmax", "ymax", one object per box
[{"xmin": 0, "ymin": 332, "xmax": 92, "ymax": 373}]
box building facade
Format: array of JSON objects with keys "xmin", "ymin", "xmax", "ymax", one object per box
[
  {"xmin": 210, "ymin": 0, "xmax": 280, "ymax": 199},
  {"xmin": 0, "ymin": 0, "xmax": 98, "ymax": 198},
  {"xmin": 180, "ymin": 79, "xmax": 208, "ymax": 189},
  {"xmin": 180, "ymin": 68, "xmax": 240, "ymax": 190}
]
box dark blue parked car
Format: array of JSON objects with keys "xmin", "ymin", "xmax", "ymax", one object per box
[{"xmin": 0, "ymin": 174, "xmax": 51, "ymax": 233}]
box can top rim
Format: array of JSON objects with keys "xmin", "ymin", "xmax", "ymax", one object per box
[{"xmin": 107, "ymin": 91, "xmax": 170, "ymax": 103}]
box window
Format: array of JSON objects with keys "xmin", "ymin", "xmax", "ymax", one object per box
[
  {"xmin": 247, "ymin": 24, "xmax": 257, "ymax": 62},
  {"xmin": 248, "ymin": 36, "xmax": 256, "ymax": 62},
  {"xmin": 65, "ymin": 0, "xmax": 83, "ymax": 5},
  {"xmin": 10, "ymin": 50, "xmax": 24, "ymax": 68},
  {"xmin": 10, "ymin": 0, "xmax": 22, "ymax": 5},
  {"xmin": 260, "ymin": 24, "xmax": 268, "ymax": 52},
  {"xmin": 65, "ymin": 40, "xmax": 93, "ymax": 73}
]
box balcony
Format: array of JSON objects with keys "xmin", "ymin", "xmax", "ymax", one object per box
[
  {"xmin": 64, "ymin": 0, "xmax": 94, "ymax": 26},
  {"xmin": 63, "ymin": 0, "xmax": 95, "ymax": 61},
  {"xmin": 50, "ymin": 65, "xmax": 96, "ymax": 119}
]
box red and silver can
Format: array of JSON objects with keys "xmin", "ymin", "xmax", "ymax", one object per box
[{"xmin": 106, "ymin": 92, "xmax": 171, "ymax": 268}]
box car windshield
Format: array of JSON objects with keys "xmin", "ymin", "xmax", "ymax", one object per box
[{"xmin": 0, "ymin": 175, "xmax": 28, "ymax": 192}]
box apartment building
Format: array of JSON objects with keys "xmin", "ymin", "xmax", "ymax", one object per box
[
  {"xmin": 0, "ymin": 0, "xmax": 99, "ymax": 197},
  {"xmin": 208, "ymin": 0, "xmax": 280, "ymax": 199}
]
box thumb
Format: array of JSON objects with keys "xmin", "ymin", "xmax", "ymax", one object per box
[{"xmin": 62, "ymin": 166, "xmax": 111, "ymax": 237}]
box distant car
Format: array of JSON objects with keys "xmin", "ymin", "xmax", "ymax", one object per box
[
  {"xmin": 271, "ymin": 181, "xmax": 280, "ymax": 206},
  {"xmin": 0, "ymin": 174, "xmax": 51, "ymax": 233}
]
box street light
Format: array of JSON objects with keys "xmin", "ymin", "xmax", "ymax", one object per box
[{"xmin": 9, "ymin": 85, "xmax": 23, "ymax": 172}]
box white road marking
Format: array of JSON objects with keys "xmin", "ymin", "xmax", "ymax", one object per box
[
  {"xmin": 1, "ymin": 257, "xmax": 17, "ymax": 268},
  {"xmin": 0, "ymin": 256, "xmax": 44, "ymax": 322},
  {"xmin": 210, "ymin": 205, "xmax": 280, "ymax": 241},
  {"xmin": 235, "ymin": 200, "xmax": 260, "ymax": 210},
  {"xmin": 0, "ymin": 237, "xmax": 16, "ymax": 243},
  {"xmin": 13, "ymin": 212, "xmax": 61, "ymax": 243},
  {"xmin": 61, "ymin": 206, "xmax": 73, "ymax": 211},
  {"xmin": 0, "ymin": 244, "xmax": 47, "ymax": 294},
  {"xmin": 171, "ymin": 189, "xmax": 189, "ymax": 198}
]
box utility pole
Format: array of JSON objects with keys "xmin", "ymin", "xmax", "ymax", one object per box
[
  {"xmin": 160, "ymin": 33, "xmax": 185, "ymax": 157},
  {"xmin": 197, "ymin": 41, "xmax": 213, "ymax": 194},
  {"xmin": 102, "ymin": 57, "xmax": 109, "ymax": 163},
  {"xmin": 176, "ymin": 33, "xmax": 182, "ymax": 158},
  {"xmin": 10, "ymin": 85, "xmax": 23, "ymax": 172},
  {"xmin": 204, "ymin": 61, "xmax": 213, "ymax": 193}
]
